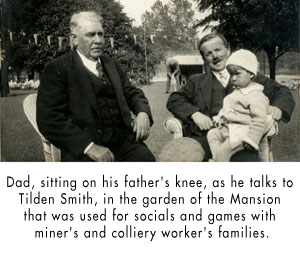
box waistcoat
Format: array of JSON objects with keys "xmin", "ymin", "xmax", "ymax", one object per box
[
  {"xmin": 210, "ymin": 76, "xmax": 225, "ymax": 117},
  {"xmin": 88, "ymin": 71, "xmax": 129, "ymax": 147}
]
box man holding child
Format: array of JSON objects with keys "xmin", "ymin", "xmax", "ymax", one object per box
[{"xmin": 167, "ymin": 33, "xmax": 295, "ymax": 162}]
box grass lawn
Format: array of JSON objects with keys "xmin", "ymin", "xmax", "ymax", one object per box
[
  {"xmin": 1, "ymin": 83, "xmax": 299, "ymax": 162},
  {"xmin": 1, "ymin": 90, "xmax": 44, "ymax": 161}
]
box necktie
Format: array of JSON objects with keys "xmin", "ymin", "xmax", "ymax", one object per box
[
  {"xmin": 96, "ymin": 61, "xmax": 105, "ymax": 81},
  {"xmin": 219, "ymin": 71, "xmax": 229, "ymax": 87}
]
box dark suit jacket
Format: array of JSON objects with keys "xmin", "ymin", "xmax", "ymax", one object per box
[
  {"xmin": 167, "ymin": 71, "xmax": 295, "ymax": 138},
  {"xmin": 37, "ymin": 50, "xmax": 153, "ymax": 161}
]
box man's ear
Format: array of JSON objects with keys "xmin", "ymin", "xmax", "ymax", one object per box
[
  {"xmin": 227, "ymin": 47, "xmax": 231, "ymax": 57},
  {"xmin": 250, "ymin": 73, "xmax": 255, "ymax": 80},
  {"xmin": 70, "ymin": 33, "xmax": 78, "ymax": 47}
]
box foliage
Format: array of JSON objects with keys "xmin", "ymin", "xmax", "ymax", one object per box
[
  {"xmin": 9, "ymin": 79, "xmax": 40, "ymax": 90},
  {"xmin": 141, "ymin": 0, "xmax": 198, "ymax": 56},
  {"xmin": 278, "ymin": 78, "xmax": 300, "ymax": 91},
  {"xmin": 2, "ymin": 0, "xmax": 160, "ymax": 84},
  {"xmin": 6, "ymin": 34, "xmax": 30, "ymax": 80},
  {"xmin": 194, "ymin": 0, "xmax": 299, "ymax": 79}
]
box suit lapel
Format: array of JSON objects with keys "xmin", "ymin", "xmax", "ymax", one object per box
[
  {"xmin": 199, "ymin": 72, "xmax": 234, "ymax": 111},
  {"xmin": 101, "ymin": 57, "xmax": 122, "ymax": 93},
  {"xmin": 70, "ymin": 51, "xmax": 101, "ymax": 117},
  {"xmin": 101, "ymin": 57, "xmax": 132, "ymax": 127},
  {"xmin": 200, "ymin": 72, "xmax": 214, "ymax": 112}
]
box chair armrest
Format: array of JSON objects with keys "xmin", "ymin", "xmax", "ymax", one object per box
[
  {"xmin": 259, "ymin": 120, "xmax": 279, "ymax": 162},
  {"xmin": 40, "ymin": 136, "xmax": 61, "ymax": 162},
  {"xmin": 265, "ymin": 121, "xmax": 279, "ymax": 138},
  {"xmin": 164, "ymin": 117, "xmax": 183, "ymax": 139}
]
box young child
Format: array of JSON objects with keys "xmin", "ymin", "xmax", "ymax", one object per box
[{"xmin": 207, "ymin": 49, "xmax": 274, "ymax": 162}]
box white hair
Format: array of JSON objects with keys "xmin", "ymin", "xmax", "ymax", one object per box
[{"xmin": 70, "ymin": 11, "xmax": 103, "ymax": 33}]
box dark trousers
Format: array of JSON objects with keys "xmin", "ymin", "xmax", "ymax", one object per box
[
  {"xmin": 101, "ymin": 130, "xmax": 155, "ymax": 162},
  {"xmin": 64, "ymin": 135, "xmax": 155, "ymax": 162},
  {"xmin": 111, "ymin": 139, "xmax": 155, "ymax": 162}
]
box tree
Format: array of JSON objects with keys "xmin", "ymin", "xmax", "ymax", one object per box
[
  {"xmin": 2, "ymin": 0, "xmax": 160, "ymax": 85},
  {"xmin": 6, "ymin": 34, "xmax": 29, "ymax": 81},
  {"xmin": 141, "ymin": 0, "xmax": 198, "ymax": 55},
  {"xmin": 195, "ymin": 0, "xmax": 299, "ymax": 79},
  {"xmin": 1, "ymin": 0, "xmax": 49, "ymax": 88},
  {"xmin": 168, "ymin": 0, "xmax": 197, "ymax": 46},
  {"xmin": 1, "ymin": 0, "xmax": 12, "ymax": 96}
]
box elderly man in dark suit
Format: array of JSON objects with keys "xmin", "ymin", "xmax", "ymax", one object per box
[
  {"xmin": 167, "ymin": 33, "xmax": 295, "ymax": 161},
  {"xmin": 37, "ymin": 11, "xmax": 155, "ymax": 162}
]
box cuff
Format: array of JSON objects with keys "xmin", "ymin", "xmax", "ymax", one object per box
[{"xmin": 84, "ymin": 142, "xmax": 94, "ymax": 154}]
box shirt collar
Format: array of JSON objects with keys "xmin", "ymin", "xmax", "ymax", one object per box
[
  {"xmin": 77, "ymin": 50, "xmax": 101, "ymax": 76},
  {"xmin": 212, "ymin": 69, "xmax": 230, "ymax": 87}
]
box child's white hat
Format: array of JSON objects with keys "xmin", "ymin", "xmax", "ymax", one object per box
[{"xmin": 226, "ymin": 49, "xmax": 258, "ymax": 74}]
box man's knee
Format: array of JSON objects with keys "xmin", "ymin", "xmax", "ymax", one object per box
[
  {"xmin": 134, "ymin": 145, "xmax": 155, "ymax": 162},
  {"xmin": 118, "ymin": 142, "xmax": 155, "ymax": 162}
]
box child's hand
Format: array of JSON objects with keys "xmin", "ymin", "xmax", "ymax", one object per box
[
  {"xmin": 212, "ymin": 116, "xmax": 220, "ymax": 127},
  {"xmin": 242, "ymin": 141, "xmax": 256, "ymax": 151},
  {"xmin": 213, "ymin": 120, "xmax": 218, "ymax": 128}
]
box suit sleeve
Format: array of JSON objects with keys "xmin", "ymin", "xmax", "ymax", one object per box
[
  {"xmin": 36, "ymin": 60, "xmax": 92, "ymax": 157},
  {"xmin": 114, "ymin": 61, "xmax": 154, "ymax": 125},
  {"xmin": 166, "ymin": 76, "xmax": 202, "ymax": 122},
  {"xmin": 255, "ymin": 73, "xmax": 295, "ymax": 122}
]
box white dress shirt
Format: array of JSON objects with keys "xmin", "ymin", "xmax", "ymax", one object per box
[
  {"xmin": 212, "ymin": 69, "xmax": 230, "ymax": 87},
  {"xmin": 77, "ymin": 50, "xmax": 100, "ymax": 77}
]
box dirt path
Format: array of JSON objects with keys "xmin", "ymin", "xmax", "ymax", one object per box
[{"xmin": 141, "ymin": 82, "xmax": 173, "ymax": 159}]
